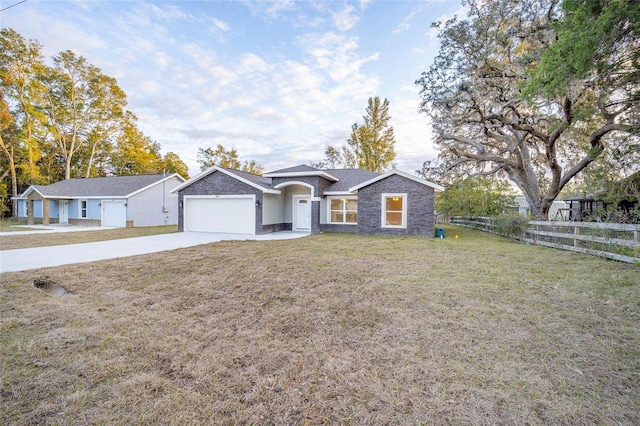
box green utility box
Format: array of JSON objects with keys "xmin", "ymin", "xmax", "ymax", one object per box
[{"xmin": 435, "ymin": 227, "xmax": 445, "ymax": 238}]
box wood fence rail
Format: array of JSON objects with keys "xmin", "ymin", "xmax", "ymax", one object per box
[{"xmin": 450, "ymin": 216, "xmax": 639, "ymax": 264}]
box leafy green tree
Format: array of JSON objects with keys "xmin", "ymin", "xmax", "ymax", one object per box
[
  {"xmin": 0, "ymin": 28, "xmax": 47, "ymax": 184},
  {"xmin": 197, "ymin": 144, "xmax": 263, "ymax": 175},
  {"xmin": 349, "ymin": 97, "xmax": 396, "ymax": 172},
  {"xmin": 318, "ymin": 97, "xmax": 396, "ymax": 172},
  {"xmin": 0, "ymin": 91, "xmax": 19, "ymax": 216},
  {"xmin": 415, "ymin": 0, "xmax": 638, "ymax": 220},
  {"xmin": 436, "ymin": 176, "xmax": 516, "ymax": 217},
  {"xmin": 110, "ymin": 114, "xmax": 164, "ymax": 175},
  {"xmin": 40, "ymin": 50, "xmax": 127, "ymax": 179},
  {"xmin": 162, "ymin": 152, "xmax": 189, "ymax": 179},
  {"xmin": 0, "ymin": 28, "xmax": 188, "ymax": 198},
  {"xmin": 525, "ymin": 0, "xmax": 639, "ymax": 103},
  {"xmin": 312, "ymin": 145, "xmax": 354, "ymax": 169}
]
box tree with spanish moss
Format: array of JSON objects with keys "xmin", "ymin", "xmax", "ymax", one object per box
[{"xmin": 416, "ymin": 0, "xmax": 639, "ymax": 220}]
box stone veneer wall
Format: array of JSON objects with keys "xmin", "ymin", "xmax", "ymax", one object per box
[
  {"xmin": 356, "ymin": 174, "xmax": 436, "ymax": 237},
  {"xmin": 178, "ymin": 171, "xmax": 264, "ymax": 234},
  {"xmin": 320, "ymin": 223, "xmax": 357, "ymax": 233},
  {"xmin": 270, "ymin": 175, "xmax": 328, "ymax": 234}
]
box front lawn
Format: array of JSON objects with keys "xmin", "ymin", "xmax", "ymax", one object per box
[
  {"xmin": 0, "ymin": 225, "xmax": 178, "ymax": 250},
  {"xmin": 1, "ymin": 226, "xmax": 638, "ymax": 424}
]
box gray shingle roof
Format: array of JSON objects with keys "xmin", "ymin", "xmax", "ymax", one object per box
[
  {"xmin": 221, "ymin": 168, "xmax": 274, "ymax": 191},
  {"xmin": 323, "ymin": 169, "xmax": 380, "ymax": 192},
  {"xmin": 28, "ymin": 174, "xmax": 172, "ymax": 198},
  {"xmin": 266, "ymin": 164, "xmax": 321, "ymax": 174},
  {"xmin": 174, "ymin": 165, "xmax": 386, "ymax": 195}
]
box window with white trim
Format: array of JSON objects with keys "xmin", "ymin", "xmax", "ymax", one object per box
[
  {"xmin": 382, "ymin": 193, "xmax": 407, "ymax": 228},
  {"xmin": 329, "ymin": 197, "xmax": 357, "ymax": 224},
  {"xmin": 80, "ymin": 199, "xmax": 88, "ymax": 218}
]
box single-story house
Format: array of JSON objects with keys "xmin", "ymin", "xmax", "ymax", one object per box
[
  {"xmin": 171, "ymin": 165, "xmax": 444, "ymax": 236},
  {"xmin": 13, "ymin": 173, "xmax": 185, "ymax": 227},
  {"xmin": 513, "ymin": 196, "xmax": 566, "ymax": 220},
  {"xmin": 562, "ymin": 172, "xmax": 640, "ymax": 222}
]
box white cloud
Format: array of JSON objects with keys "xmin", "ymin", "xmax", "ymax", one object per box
[
  {"xmin": 393, "ymin": 4, "xmax": 423, "ymax": 35},
  {"xmin": 9, "ymin": 7, "xmax": 105, "ymax": 59},
  {"xmin": 332, "ymin": 5, "xmax": 359, "ymax": 31},
  {"xmin": 209, "ymin": 17, "xmax": 230, "ymax": 32},
  {"xmin": 298, "ymin": 32, "xmax": 379, "ymax": 82},
  {"xmin": 235, "ymin": 53, "xmax": 274, "ymax": 75},
  {"xmin": 243, "ymin": 0, "xmax": 296, "ymax": 18},
  {"xmin": 266, "ymin": 0, "xmax": 296, "ymax": 16},
  {"xmin": 137, "ymin": 2, "xmax": 191, "ymax": 21},
  {"xmin": 2, "ymin": 0, "xmax": 461, "ymax": 175},
  {"xmin": 388, "ymin": 85, "xmax": 438, "ymax": 174}
]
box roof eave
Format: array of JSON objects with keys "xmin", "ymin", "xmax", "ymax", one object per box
[
  {"xmin": 323, "ymin": 191, "xmax": 356, "ymax": 196},
  {"xmin": 171, "ymin": 166, "xmax": 280, "ymax": 194},
  {"xmin": 349, "ymin": 169, "xmax": 445, "ymax": 192},
  {"xmin": 17, "ymin": 185, "xmax": 46, "ymax": 199},
  {"xmin": 126, "ymin": 173, "xmax": 186, "ymax": 198},
  {"xmin": 263, "ymin": 170, "xmax": 339, "ymax": 182}
]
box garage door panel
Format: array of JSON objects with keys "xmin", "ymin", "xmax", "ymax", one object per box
[
  {"xmin": 187, "ymin": 197, "xmax": 255, "ymax": 234},
  {"xmin": 103, "ymin": 201, "xmax": 126, "ymax": 227}
]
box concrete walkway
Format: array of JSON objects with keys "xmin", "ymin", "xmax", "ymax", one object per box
[
  {"xmin": 1, "ymin": 231, "xmax": 308, "ymax": 273},
  {"xmin": 1, "ymin": 224, "xmax": 109, "ymax": 236}
]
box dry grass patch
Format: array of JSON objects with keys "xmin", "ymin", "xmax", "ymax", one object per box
[
  {"xmin": 0, "ymin": 219, "xmax": 38, "ymax": 232},
  {"xmin": 0, "ymin": 225, "xmax": 177, "ymax": 250},
  {"xmin": 1, "ymin": 226, "xmax": 639, "ymax": 424}
]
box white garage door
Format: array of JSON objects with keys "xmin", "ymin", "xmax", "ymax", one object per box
[
  {"xmin": 102, "ymin": 200, "xmax": 126, "ymax": 227},
  {"xmin": 186, "ymin": 197, "xmax": 255, "ymax": 234}
]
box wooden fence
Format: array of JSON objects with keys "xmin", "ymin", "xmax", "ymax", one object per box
[{"xmin": 450, "ymin": 216, "xmax": 640, "ymax": 264}]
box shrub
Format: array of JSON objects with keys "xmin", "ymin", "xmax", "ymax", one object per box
[{"xmin": 494, "ymin": 213, "xmax": 529, "ymax": 238}]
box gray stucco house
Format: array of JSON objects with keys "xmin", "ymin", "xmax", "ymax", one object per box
[
  {"xmin": 14, "ymin": 173, "xmax": 185, "ymax": 227},
  {"xmin": 172, "ymin": 165, "xmax": 444, "ymax": 236}
]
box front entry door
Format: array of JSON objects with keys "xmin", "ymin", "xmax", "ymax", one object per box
[
  {"xmin": 59, "ymin": 200, "xmax": 69, "ymax": 224},
  {"xmin": 293, "ymin": 196, "xmax": 311, "ymax": 231}
]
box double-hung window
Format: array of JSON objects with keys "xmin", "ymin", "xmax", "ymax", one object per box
[
  {"xmin": 80, "ymin": 200, "xmax": 88, "ymax": 218},
  {"xmin": 382, "ymin": 193, "xmax": 407, "ymax": 228},
  {"xmin": 329, "ymin": 197, "xmax": 357, "ymax": 224}
]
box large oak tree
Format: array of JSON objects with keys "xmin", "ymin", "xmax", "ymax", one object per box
[{"xmin": 416, "ymin": 0, "xmax": 639, "ymax": 220}]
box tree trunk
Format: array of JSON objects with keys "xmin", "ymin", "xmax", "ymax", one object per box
[{"xmin": 0, "ymin": 139, "xmax": 18, "ymax": 217}]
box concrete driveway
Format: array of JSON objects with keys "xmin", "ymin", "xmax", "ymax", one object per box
[{"xmin": 0, "ymin": 231, "xmax": 308, "ymax": 273}]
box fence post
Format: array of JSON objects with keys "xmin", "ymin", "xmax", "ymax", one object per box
[{"xmin": 574, "ymin": 224, "xmax": 580, "ymax": 248}]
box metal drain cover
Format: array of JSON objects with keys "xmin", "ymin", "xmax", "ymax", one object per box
[{"xmin": 33, "ymin": 278, "xmax": 72, "ymax": 298}]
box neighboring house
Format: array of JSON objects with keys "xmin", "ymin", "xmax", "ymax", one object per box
[
  {"xmin": 171, "ymin": 165, "xmax": 444, "ymax": 236},
  {"xmin": 561, "ymin": 196, "xmax": 608, "ymax": 221},
  {"xmin": 13, "ymin": 174, "xmax": 185, "ymax": 227},
  {"xmin": 560, "ymin": 173, "xmax": 639, "ymax": 222},
  {"xmin": 513, "ymin": 196, "xmax": 566, "ymax": 220}
]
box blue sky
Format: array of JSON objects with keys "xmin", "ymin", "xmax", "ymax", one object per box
[{"xmin": 1, "ymin": 0, "xmax": 464, "ymax": 177}]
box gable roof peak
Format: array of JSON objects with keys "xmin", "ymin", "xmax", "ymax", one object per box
[
  {"xmin": 348, "ymin": 169, "xmax": 445, "ymax": 192},
  {"xmin": 171, "ymin": 165, "xmax": 279, "ymax": 194},
  {"xmin": 263, "ymin": 164, "xmax": 338, "ymax": 181},
  {"xmin": 265, "ymin": 164, "xmax": 320, "ymax": 174}
]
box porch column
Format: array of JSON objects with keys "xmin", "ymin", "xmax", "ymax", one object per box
[
  {"xmin": 311, "ymin": 200, "xmax": 321, "ymax": 234},
  {"xmin": 42, "ymin": 198, "xmax": 50, "ymax": 225},
  {"xmin": 27, "ymin": 199, "xmax": 34, "ymax": 225}
]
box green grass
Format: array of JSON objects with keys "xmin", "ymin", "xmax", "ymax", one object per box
[
  {"xmin": 0, "ymin": 218, "xmax": 38, "ymax": 232},
  {"xmin": 1, "ymin": 226, "xmax": 638, "ymax": 424}
]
